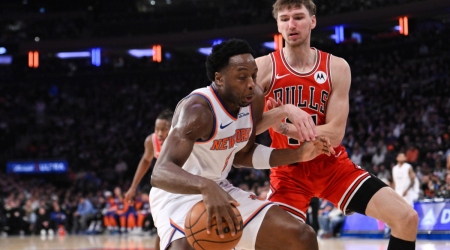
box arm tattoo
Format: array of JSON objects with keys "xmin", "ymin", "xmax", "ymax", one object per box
[{"xmin": 279, "ymin": 123, "xmax": 289, "ymax": 136}]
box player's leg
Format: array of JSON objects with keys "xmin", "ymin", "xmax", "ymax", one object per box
[
  {"xmin": 255, "ymin": 206, "xmax": 318, "ymax": 250},
  {"xmin": 154, "ymin": 235, "xmax": 161, "ymax": 250},
  {"xmin": 364, "ymin": 187, "xmax": 418, "ymax": 248},
  {"xmin": 345, "ymin": 176, "xmax": 418, "ymax": 249},
  {"xmin": 166, "ymin": 238, "xmax": 193, "ymax": 250}
]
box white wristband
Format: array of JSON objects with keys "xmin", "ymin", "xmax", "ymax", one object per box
[{"xmin": 252, "ymin": 144, "xmax": 274, "ymax": 169}]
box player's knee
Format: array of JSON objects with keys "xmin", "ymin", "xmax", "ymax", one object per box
[
  {"xmin": 406, "ymin": 207, "xmax": 419, "ymax": 228},
  {"xmin": 287, "ymin": 222, "xmax": 318, "ymax": 250}
]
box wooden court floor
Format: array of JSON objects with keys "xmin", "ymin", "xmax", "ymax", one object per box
[{"xmin": 0, "ymin": 235, "xmax": 449, "ymax": 250}]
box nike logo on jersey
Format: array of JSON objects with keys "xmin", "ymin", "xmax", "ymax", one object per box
[
  {"xmin": 335, "ymin": 150, "xmax": 343, "ymax": 157},
  {"xmin": 275, "ymin": 74, "xmax": 290, "ymax": 79},
  {"xmin": 220, "ymin": 122, "xmax": 232, "ymax": 129}
]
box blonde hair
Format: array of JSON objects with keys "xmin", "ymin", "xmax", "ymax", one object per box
[{"xmin": 272, "ymin": 0, "xmax": 316, "ymax": 19}]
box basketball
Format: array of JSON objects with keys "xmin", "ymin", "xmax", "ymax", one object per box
[{"xmin": 185, "ymin": 201, "xmax": 243, "ymax": 250}]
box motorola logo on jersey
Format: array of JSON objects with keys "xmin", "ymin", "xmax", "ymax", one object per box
[{"xmin": 314, "ymin": 71, "xmax": 327, "ymax": 84}]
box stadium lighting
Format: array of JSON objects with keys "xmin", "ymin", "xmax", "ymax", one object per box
[
  {"xmin": 263, "ymin": 42, "xmax": 276, "ymax": 50},
  {"xmin": 91, "ymin": 48, "xmax": 101, "ymax": 66},
  {"xmin": 198, "ymin": 47, "xmax": 212, "ymax": 55},
  {"xmin": 333, "ymin": 26, "xmax": 345, "ymax": 43},
  {"xmin": 0, "ymin": 55, "xmax": 12, "ymax": 64},
  {"xmin": 351, "ymin": 32, "xmax": 362, "ymax": 44},
  {"xmin": 56, "ymin": 52, "xmax": 91, "ymax": 59},
  {"xmin": 28, "ymin": 51, "xmax": 39, "ymax": 68},
  {"xmin": 153, "ymin": 45, "xmax": 162, "ymax": 62},
  {"xmin": 128, "ymin": 49, "xmax": 154, "ymax": 58},
  {"xmin": 399, "ymin": 17, "xmax": 409, "ymax": 36},
  {"xmin": 0, "ymin": 47, "xmax": 6, "ymax": 54},
  {"xmin": 274, "ymin": 34, "xmax": 283, "ymax": 50}
]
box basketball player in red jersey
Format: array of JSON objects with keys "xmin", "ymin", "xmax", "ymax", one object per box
[
  {"xmin": 124, "ymin": 109, "xmax": 173, "ymax": 250},
  {"xmin": 255, "ymin": 1, "xmax": 418, "ymax": 249}
]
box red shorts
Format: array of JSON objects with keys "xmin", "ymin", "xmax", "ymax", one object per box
[{"xmin": 268, "ymin": 149, "xmax": 371, "ymax": 222}]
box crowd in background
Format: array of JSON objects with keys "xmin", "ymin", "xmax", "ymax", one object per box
[
  {"xmin": 1, "ymin": 4, "xmax": 449, "ymax": 237},
  {"xmin": 1, "ymin": 0, "xmax": 426, "ymax": 42}
]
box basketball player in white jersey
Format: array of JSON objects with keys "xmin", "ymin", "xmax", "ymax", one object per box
[
  {"xmin": 254, "ymin": 1, "xmax": 418, "ymax": 249},
  {"xmin": 392, "ymin": 153, "xmax": 418, "ymax": 207},
  {"xmin": 150, "ymin": 39, "xmax": 334, "ymax": 250}
]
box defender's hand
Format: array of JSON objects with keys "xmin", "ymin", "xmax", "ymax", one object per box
[
  {"xmin": 202, "ymin": 181, "xmax": 241, "ymax": 239},
  {"xmin": 297, "ymin": 136, "xmax": 335, "ymax": 162},
  {"xmin": 124, "ymin": 188, "xmax": 136, "ymax": 206},
  {"xmin": 267, "ymin": 97, "xmax": 317, "ymax": 142}
]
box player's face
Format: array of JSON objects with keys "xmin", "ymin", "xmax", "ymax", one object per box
[
  {"xmin": 277, "ymin": 5, "xmax": 316, "ymax": 47},
  {"xmin": 220, "ymin": 54, "xmax": 257, "ymax": 107},
  {"xmin": 155, "ymin": 118, "xmax": 171, "ymax": 145}
]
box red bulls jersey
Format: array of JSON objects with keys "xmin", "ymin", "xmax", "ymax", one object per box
[
  {"xmin": 152, "ymin": 133, "xmax": 161, "ymax": 159},
  {"xmin": 264, "ymin": 48, "xmax": 341, "ymax": 163}
]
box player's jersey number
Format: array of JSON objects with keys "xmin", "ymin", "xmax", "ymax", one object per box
[{"xmin": 285, "ymin": 114, "xmax": 317, "ymax": 145}]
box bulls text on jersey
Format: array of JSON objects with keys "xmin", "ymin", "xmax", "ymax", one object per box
[{"xmin": 273, "ymin": 86, "xmax": 329, "ymax": 115}]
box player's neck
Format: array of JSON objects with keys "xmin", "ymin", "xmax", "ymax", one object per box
[
  {"xmin": 212, "ymin": 84, "xmax": 240, "ymax": 116},
  {"xmin": 283, "ymin": 43, "xmax": 316, "ymax": 73}
]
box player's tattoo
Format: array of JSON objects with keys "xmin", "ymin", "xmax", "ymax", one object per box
[{"xmin": 280, "ymin": 123, "xmax": 289, "ymax": 136}]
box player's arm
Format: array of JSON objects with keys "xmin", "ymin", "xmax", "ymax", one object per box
[
  {"xmin": 255, "ymin": 55, "xmax": 317, "ymax": 141},
  {"xmin": 233, "ymin": 87, "xmax": 334, "ymax": 169},
  {"xmin": 151, "ymin": 96, "xmax": 241, "ymax": 237},
  {"xmin": 125, "ymin": 135, "xmax": 154, "ymax": 205},
  {"xmin": 403, "ymin": 167, "xmax": 416, "ymax": 196},
  {"xmin": 271, "ymin": 56, "xmax": 351, "ymax": 148},
  {"xmin": 391, "ymin": 177, "xmax": 395, "ymax": 190}
]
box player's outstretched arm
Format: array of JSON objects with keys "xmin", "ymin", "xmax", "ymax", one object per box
[
  {"xmin": 271, "ymin": 56, "xmax": 351, "ymax": 148},
  {"xmin": 234, "ymin": 88, "xmax": 334, "ymax": 169},
  {"xmin": 125, "ymin": 136, "xmax": 154, "ymax": 205},
  {"xmin": 151, "ymin": 95, "xmax": 241, "ymax": 238}
]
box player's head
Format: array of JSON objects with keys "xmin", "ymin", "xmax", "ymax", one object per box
[
  {"xmin": 155, "ymin": 109, "xmax": 173, "ymax": 144},
  {"xmin": 141, "ymin": 193, "xmax": 149, "ymax": 202},
  {"xmin": 273, "ymin": 0, "xmax": 316, "ymax": 48},
  {"xmin": 206, "ymin": 39, "xmax": 256, "ymax": 107},
  {"xmin": 114, "ymin": 187, "xmax": 122, "ymax": 197},
  {"xmin": 396, "ymin": 153, "xmax": 406, "ymax": 164}
]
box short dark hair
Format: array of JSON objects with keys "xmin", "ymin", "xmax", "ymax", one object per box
[
  {"xmin": 272, "ymin": 0, "xmax": 316, "ymax": 19},
  {"xmin": 157, "ymin": 109, "xmax": 173, "ymax": 121},
  {"xmin": 205, "ymin": 39, "xmax": 254, "ymax": 82}
]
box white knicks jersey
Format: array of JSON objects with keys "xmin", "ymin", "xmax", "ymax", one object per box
[
  {"xmin": 392, "ymin": 163, "xmax": 412, "ymax": 195},
  {"xmin": 150, "ymin": 85, "xmax": 254, "ymax": 220}
]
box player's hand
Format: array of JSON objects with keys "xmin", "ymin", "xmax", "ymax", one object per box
[
  {"xmin": 267, "ymin": 97, "xmax": 317, "ymax": 142},
  {"xmin": 201, "ymin": 180, "xmax": 241, "ymax": 239},
  {"xmin": 124, "ymin": 188, "xmax": 136, "ymax": 206},
  {"xmin": 297, "ymin": 136, "xmax": 335, "ymax": 162}
]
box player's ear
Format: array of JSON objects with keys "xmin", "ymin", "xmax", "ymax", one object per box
[
  {"xmin": 311, "ymin": 15, "xmax": 316, "ymax": 30},
  {"xmin": 215, "ymin": 72, "xmax": 224, "ymax": 87}
]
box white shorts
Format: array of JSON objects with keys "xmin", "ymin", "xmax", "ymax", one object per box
[{"xmin": 154, "ymin": 180, "xmax": 274, "ymax": 250}]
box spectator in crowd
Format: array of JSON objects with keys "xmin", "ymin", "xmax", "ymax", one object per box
[
  {"xmin": 318, "ymin": 199, "xmax": 344, "ymax": 238},
  {"xmin": 406, "ymin": 145, "xmax": 419, "ymax": 164},
  {"xmin": 372, "ymin": 147, "xmax": 385, "ymax": 166},
  {"xmin": 377, "ymin": 165, "xmax": 391, "ymax": 182},
  {"xmin": 35, "ymin": 207, "xmax": 52, "ymax": 236},
  {"xmin": 350, "ymin": 148, "xmax": 363, "ymax": 166},
  {"xmin": 72, "ymin": 197, "xmax": 96, "ymax": 234},
  {"xmin": 50, "ymin": 202, "xmax": 67, "ymax": 235}
]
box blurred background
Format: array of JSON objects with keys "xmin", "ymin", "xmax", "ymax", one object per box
[{"xmin": 0, "ymin": 0, "xmax": 449, "ymax": 248}]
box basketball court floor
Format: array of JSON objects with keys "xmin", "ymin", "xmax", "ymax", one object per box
[{"xmin": 1, "ymin": 235, "xmax": 449, "ymax": 250}]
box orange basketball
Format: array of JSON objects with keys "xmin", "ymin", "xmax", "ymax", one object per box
[{"xmin": 185, "ymin": 201, "xmax": 243, "ymax": 250}]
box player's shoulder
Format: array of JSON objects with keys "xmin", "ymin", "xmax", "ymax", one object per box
[
  {"xmin": 330, "ymin": 55, "xmax": 350, "ymax": 71},
  {"xmin": 174, "ymin": 94, "xmax": 214, "ymax": 131},
  {"xmin": 144, "ymin": 134, "xmax": 154, "ymax": 146},
  {"xmin": 255, "ymin": 54, "xmax": 273, "ymax": 92},
  {"xmin": 255, "ymin": 54, "xmax": 272, "ymax": 67}
]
